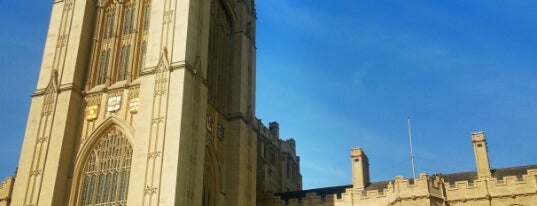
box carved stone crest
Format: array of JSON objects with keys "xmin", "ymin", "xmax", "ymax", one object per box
[
  {"xmin": 129, "ymin": 98, "xmax": 139, "ymax": 114},
  {"xmin": 85, "ymin": 105, "xmax": 99, "ymax": 121},
  {"xmin": 107, "ymin": 96, "xmax": 122, "ymax": 112},
  {"xmin": 207, "ymin": 115, "xmax": 215, "ymax": 133}
]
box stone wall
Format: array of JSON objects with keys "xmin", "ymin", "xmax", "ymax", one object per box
[
  {"xmin": 0, "ymin": 177, "xmax": 14, "ymax": 206},
  {"xmin": 444, "ymin": 169, "xmax": 537, "ymax": 206},
  {"xmin": 260, "ymin": 169, "xmax": 537, "ymax": 206}
]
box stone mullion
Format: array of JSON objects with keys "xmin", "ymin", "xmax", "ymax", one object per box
[
  {"xmin": 127, "ymin": 1, "xmax": 143, "ymax": 82},
  {"xmin": 106, "ymin": 4, "xmax": 122, "ymax": 86},
  {"xmin": 131, "ymin": 0, "xmax": 150, "ymax": 79},
  {"xmin": 125, "ymin": 36, "xmax": 136, "ymax": 83},
  {"xmin": 118, "ymin": 2, "xmax": 134, "ymax": 83}
]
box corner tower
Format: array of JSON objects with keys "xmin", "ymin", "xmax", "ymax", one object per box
[{"xmin": 11, "ymin": 0, "xmax": 257, "ymax": 206}]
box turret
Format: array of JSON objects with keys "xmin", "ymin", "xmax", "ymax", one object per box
[
  {"xmin": 351, "ymin": 148, "xmax": 370, "ymax": 190},
  {"xmin": 269, "ymin": 122, "xmax": 280, "ymax": 138},
  {"xmin": 471, "ymin": 132, "xmax": 491, "ymax": 179}
]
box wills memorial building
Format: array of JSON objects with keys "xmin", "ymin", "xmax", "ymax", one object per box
[
  {"xmin": 1, "ymin": 0, "xmax": 536, "ymax": 206},
  {"xmin": 1, "ymin": 0, "xmax": 300, "ymax": 205}
]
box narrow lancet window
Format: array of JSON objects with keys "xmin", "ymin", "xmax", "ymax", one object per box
[
  {"xmin": 123, "ymin": 9, "xmax": 135, "ymax": 35},
  {"xmin": 143, "ymin": 5, "xmax": 151, "ymax": 31},
  {"xmin": 89, "ymin": 1, "xmax": 152, "ymax": 87},
  {"xmin": 96, "ymin": 50, "xmax": 110, "ymax": 85},
  {"xmin": 139, "ymin": 42, "xmax": 147, "ymax": 76},
  {"xmin": 117, "ymin": 45, "xmax": 131, "ymax": 81},
  {"xmin": 104, "ymin": 14, "xmax": 115, "ymax": 39}
]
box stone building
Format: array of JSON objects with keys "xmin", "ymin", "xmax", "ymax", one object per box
[
  {"xmin": 255, "ymin": 121, "xmax": 302, "ymax": 196},
  {"xmin": 1, "ymin": 0, "xmax": 298, "ymax": 205},
  {"xmin": 2, "ymin": 0, "xmax": 536, "ymax": 206},
  {"xmin": 258, "ymin": 132, "xmax": 537, "ymax": 206},
  {"xmin": 0, "ymin": 177, "xmax": 14, "ymax": 206}
]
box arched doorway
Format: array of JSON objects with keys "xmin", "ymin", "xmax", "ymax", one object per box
[{"xmin": 202, "ymin": 144, "xmax": 220, "ymax": 206}]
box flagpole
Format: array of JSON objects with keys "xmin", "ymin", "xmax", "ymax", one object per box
[{"xmin": 407, "ymin": 117, "xmax": 417, "ymax": 181}]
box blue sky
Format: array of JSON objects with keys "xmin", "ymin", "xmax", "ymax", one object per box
[{"xmin": 1, "ymin": 1, "xmax": 537, "ymax": 190}]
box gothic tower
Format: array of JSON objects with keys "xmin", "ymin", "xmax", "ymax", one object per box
[{"xmin": 11, "ymin": 0, "xmax": 257, "ymax": 205}]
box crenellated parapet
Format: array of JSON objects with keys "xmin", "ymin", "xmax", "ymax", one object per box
[
  {"xmin": 259, "ymin": 132, "xmax": 537, "ymax": 206},
  {"xmin": 444, "ymin": 168, "xmax": 537, "ymax": 205},
  {"xmin": 259, "ymin": 167, "xmax": 537, "ymax": 206},
  {"xmin": 0, "ymin": 177, "xmax": 14, "ymax": 206},
  {"xmin": 261, "ymin": 173, "xmax": 443, "ymax": 206}
]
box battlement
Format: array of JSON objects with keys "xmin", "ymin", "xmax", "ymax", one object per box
[
  {"xmin": 254, "ymin": 119, "xmax": 285, "ymax": 143},
  {"xmin": 443, "ymin": 168, "xmax": 537, "ymax": 204},
  {"xmin": 262, "ymin": 173, "xmax": 440, "ymax": 206},
  {"xmin": 444, "ymin": 168, "xmax": 537, "ymax": 191},
  {"xmin": 258, "ymin": 167, "xmax": 537, "ymax": 206},
  {"xmin": 256, "ymin": 133, "xmax": 537, "ymax": 206},
  {"xmin": 0, "ymin": 176, "xmax": 14, "ymax": 204},
  {"xmin": 254, "ymin": 118, "xmax": 273, "ymax": 137}
]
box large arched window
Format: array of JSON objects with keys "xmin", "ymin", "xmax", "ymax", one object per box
[
  {"xmin": 88, "ymin": 0, "xmax": 152, "ymax": 87},
  {"xmin": 78, "ymin": 127, "xmax": 132, "ymax": 205},
  {"xmin": 207, "ymin": 0, "xmax": 232, "ymax": 112}
]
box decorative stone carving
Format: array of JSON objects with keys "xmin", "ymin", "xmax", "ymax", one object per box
[{"xmin": 107, "ymin": 96, "xmax": 122, "ymax": 112}]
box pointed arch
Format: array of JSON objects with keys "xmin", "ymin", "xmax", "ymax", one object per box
[
  {"xmin": 47, "ymin": 69, "xmax": 60, "ymax": 93},
  {"xmin": 207, "ymin": 0, "xmax": 232, "ymax": 112},
  {"xmin": 156, "ymin": 48, "xmax": 170, "ymax": 73},
  {"xmin": 68, "ymin": 117, "xmax": 135, "ymax": 205},
  {"xmin": 84, "ymin": 116, "xmax": 135, "ymax": 149},
  {"xmin": 217, "ymin": 0, "xmax": 237, "ymax": 27},
  {"xmin": 202, "ymin": 141, "xmax": 221, "ymax": 206}
]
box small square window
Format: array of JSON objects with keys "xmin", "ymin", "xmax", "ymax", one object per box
[
  {"xmin": 477, "ymin": 143, "xmax": 483, "ymax": 148},
  {"xmin": 354, "ymin": 159, "xmax": 359, "ymax": 162}
]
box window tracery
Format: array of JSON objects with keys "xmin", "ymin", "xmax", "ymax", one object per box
[
  {"xmin": 88, "ymin": 0, "xmax": 151, "ymax": 87},
  {"xmin": 78, "ymin": 127, "xmax": 132, "ymax": 206},
  {"xmin": 96, "ymin": 50, "xmax": 111, "ymax": 85},
  {"xmin": 123, "ymin": 8, "xmax": 135, "ymax": 35},
  {"xmin": 207, "ymin": 0, "xmax": 232, "ymax": 112},
  {"xmin": 117, "ymin": 45, "xmax": 131, "ymax": 81}
]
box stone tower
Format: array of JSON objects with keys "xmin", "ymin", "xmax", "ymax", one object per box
[
  {"xmin": 350, "ymin": 148, "xmax": 370, "ymax": 190},
  {"xmin": 11, "ymin": 0, "xmax": 257, "ymax": 205},
  {"xmin": 471, "ymin": 131, "xmax": 491, "ymax": 179}
]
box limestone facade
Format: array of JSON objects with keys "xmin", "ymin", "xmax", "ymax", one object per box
[
  {"xmin": 7, "ymin": 0, "xmax": 263, "ymax": 205},
  {"xmin": 3, "ymin": 0, "xmax": 536, "ymax": 206},
  {"xmin": 255, "ymin": 120, "xmax": 302, "ymax": 197},
  {"xmin": 258, "ymin": 132, "xmax": 537, "ymax": 206},
  {"xmin": 0, "ymin": 177, "xmax": 14, "ymax": 206}
]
